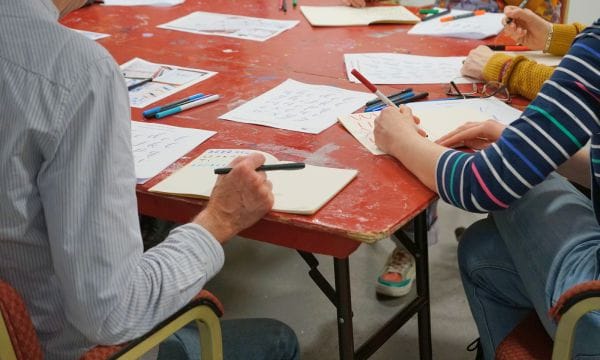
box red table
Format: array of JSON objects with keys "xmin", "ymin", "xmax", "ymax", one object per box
[{"xmin": 62, "ymin": 1, "xmax": 516, "ymax": 358}]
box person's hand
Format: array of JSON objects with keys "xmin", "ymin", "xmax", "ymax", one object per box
[
  {"xmin": 374, "ymin": 106, "xmax": 426, "ymax": 156},
  {"xmin": 436, "ymin": 120, "xmax": 506, "ymax": 150},
  {"xmin": 503, "ymin": 5, "xmax": 552, "ymax": 50},
  {"xmin": 343, "ymin": 0, "xmax": 377, "ymax": 7},
  {"xmin": 461, "ymin": 45, "xmax": 494, "ymax": 80},
  {"xmin": 194, "ymin": 153, "xmax": 274, "ymax": 243},
  {"xmin": 343, "ymin": 0, "xmax": 366, "ymax": 7}
]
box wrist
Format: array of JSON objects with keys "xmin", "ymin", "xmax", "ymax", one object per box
[
  {"xmin": 193, "ymin": 209, "xmax": 236, "ymax": 244},
  {"xmin": 543, "ymin": 24, "xmax": 554, "ymax": 53},
  {"xmin": 482, "ymin": 54, "xmax": 514, "ymax": 83}
]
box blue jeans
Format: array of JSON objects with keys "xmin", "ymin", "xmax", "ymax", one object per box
[
  {"xmin": 158, "ymin": 318, "xmax": 300, "ymax": 360},
  {"xmin": 458, "ymin": 174, "xmax": 600, "ymax": 359}
]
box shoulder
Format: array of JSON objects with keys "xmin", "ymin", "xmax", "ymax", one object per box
[
  {"xmin": 47, "ymin": 24, "xmax": 120, "ymax": 90},
  {"xmin": 1, "ymin": 16, "xmax": 119, "ymax": 91}
]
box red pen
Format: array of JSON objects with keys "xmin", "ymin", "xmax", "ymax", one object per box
[
  {"xmin": 440, "ymin": 10, "xmax": 486, "ymax": 22},
  {"xmin": 487, "ymin": 45, "xmax": 531, "ymax": 51},
  {"xmin": 351, "ymin": 69, "xmax": 399, "ymax": 110}
]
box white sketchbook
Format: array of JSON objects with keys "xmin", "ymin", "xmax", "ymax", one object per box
[
  {"xmin": 300, "ymin": 5, "xmax": 420, "ymax": 27},
  {"xmin": 338, "ymin": 98, "xmax": 522, "ymax": 155},
  {"xmin": 408, "ymin": 9, "xmax": 504, "ymax": 39},
  {"xmin": 345, "ymin": 53, "xmax": 475, "ymax": 85},
  {"xmin": 158, "ymin": 11, "xmax": 299, "ymax": 42},
  {"xmin": 131, "ymin": 122, "xmax": 216, "ymax": 184},
  {"xmin": 219, "ymin": 79, "xmax": 372, "ymax": 134},
  {"xmin": 149, "ymin": 149, "xmax": 358, "ymax": 215}
]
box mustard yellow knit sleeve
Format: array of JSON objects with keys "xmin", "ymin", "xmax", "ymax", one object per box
[
  {"xmin": 547, "ymin": 22, "xmax": 587, "ymax": 56},
  {"xmin": 482, "ymin": 54, "xmax": 555, "ymax": 100}
]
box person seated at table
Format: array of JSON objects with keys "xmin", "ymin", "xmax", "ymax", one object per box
[
  {"xmin": 0, "ymin": 0, "xmax": 299, "ymax": 359},
  {"xmin": 436, "ymin": 0, "xmax": 561, "ymax": 22},
  {"xmin": 344, "ymin": 0, "xmax": 561, "ymax": 22},
  {"xmin": 461, "ymin": 5, "xmax": 587, "ymax": 100},
  {"xmin": 372, "ymin": 13, "xmax": 600, "ymax": 359}
]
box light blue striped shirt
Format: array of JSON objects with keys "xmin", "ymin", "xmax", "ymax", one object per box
[{"xmin": 0, "ymin": 0, "xmax": 224, "ymax": 358}]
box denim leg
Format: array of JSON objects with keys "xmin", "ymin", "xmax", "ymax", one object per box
[
  {"xmin": 491, "ymin": 175, "xmax": 600, "ymax": 358},
  {"xmin": 458, "ymin": 217, "xmax": 533, "ymax": 360},
  {"xmin": 158, "ymin": 318, "xmax": 300, "ymax": 360}
]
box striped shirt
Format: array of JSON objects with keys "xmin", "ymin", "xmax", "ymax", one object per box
[
  {"xmin": 436, "ymin": 20, "xmax": 600, "ymax": 220},
  {"xmin": 0, "ymin": 0, "xmax": 224, "ymax": 358}
]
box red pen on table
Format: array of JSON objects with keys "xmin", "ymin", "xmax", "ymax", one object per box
[
  {"xmin": 351, "ymin": 69, "xmax": 427, "ymax": 136},
  {"xmin": 487, "ymin": 45, "xmax": 531, "ymax": 51},
  {"xmin": 440, "ymin": 10, "xmax": 485, "ymax": 22}
]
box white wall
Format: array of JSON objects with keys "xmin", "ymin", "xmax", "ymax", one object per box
[{"xmin": 566, "ymin": 0, "xmax": 600, "ymax": 24}]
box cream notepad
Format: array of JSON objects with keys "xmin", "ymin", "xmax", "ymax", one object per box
[
  {"xmin": 300, "ymin": 6, "xmax": 420, "ymax": 27},
  {"xmin": 149, "ymin": 149, "xmax": 358, "ymax": 215},
  {"xmin": 338, "ymin": 101, "xmax": 507, "ymax": 155}
]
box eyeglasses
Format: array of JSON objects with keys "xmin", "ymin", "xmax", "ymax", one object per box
[{"xmin": 446, "ymin": 77, "xmax": 511, "ymax": 103}]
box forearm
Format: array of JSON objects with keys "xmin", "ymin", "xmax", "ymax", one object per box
[
  {"xmin": 388, "ymin": 134, "xmax": 447, "ymax": 192},
  {"xmin": 547, "ymin": 23, "xmax": 588, "ymax": 56},
  {"xmin": 557, "ymin": 146, "xmax": 591, "ymax": 189},
  {"xmin": 483, "ymin": 54, "xmax": 554, "ymax": 100}
]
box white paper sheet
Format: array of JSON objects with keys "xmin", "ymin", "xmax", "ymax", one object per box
[
  {"xmin": 408, "ymin": 9, "xmax": 504, "ymax": 39},
  {"xmin": 219, "ymin": 79, "xmax": 372, "ymax": 134},
  {"xmin": 71, "ymin": 29, "xmax": 111, "ymax": 40},
  {"xmin": 120, "ymin": 58, "xmax": 217, "ymax": 108},
  {"xmin": 345, "ymin": 53, "xmax": 477, "ymax": 85},
  {"xmin": 157, "ymin": 11, "xmax": 299, "ymax": 42},
  {"xmin": 103, "ymin": 0, "xmax": 183, "ymax": 6},
  {"xmin": 131, "ymin": 122, "xmax": 216, "ymax": 184},
  {"xmin": 407, "ymin": 97, "xmax": 522, "ymax": 125},
  {"xmin": 338, "ymin": 98, "xmax": 522, "ymax": 154}
]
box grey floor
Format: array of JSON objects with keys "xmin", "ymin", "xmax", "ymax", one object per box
[{"xmin": 205, "ymin": 202, "xmax": 486, "ymax": 360}]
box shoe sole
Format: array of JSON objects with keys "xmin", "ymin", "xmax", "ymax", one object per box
[{"xmin": 375, "ymin": 266, "xmax": 416, "ymax": 297}]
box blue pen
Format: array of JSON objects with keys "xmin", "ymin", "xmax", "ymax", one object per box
[
  {"xmin": 155, "ymin": 94, "xmax": 220, "ymax": 119},
  {"xmin": 365, "ymin": 92, "xmax": 415, "ymax": 112},
  {"xmin": 365, "ymin": 92, "xmax": 429, "ymax": 112},
  {"xmin": 143, "ymin": 93, "xmax": 207, "ymax": 118}
]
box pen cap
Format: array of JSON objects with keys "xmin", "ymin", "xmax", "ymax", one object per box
[{"xmin": 351, "ymin": 69, "xmax": 377, "ymax": 92}]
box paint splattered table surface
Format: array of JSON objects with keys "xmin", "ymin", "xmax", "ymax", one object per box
[{"xmin": 61, "ymin": 0, "xmax": 510, "ymax": 256}]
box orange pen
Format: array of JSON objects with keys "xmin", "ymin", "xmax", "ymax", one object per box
[{"xmin": 440, "ymin": 10, "xmax": 486, "ymax": 22}]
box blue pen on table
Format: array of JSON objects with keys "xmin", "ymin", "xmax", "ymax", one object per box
[
  {"xmin": 365, "ymin": 91, "xmax": 415, "ymax": 112},
  {"xmin": 365, "ymin": 88, "xmax": 413, "ymax": 107},
  {"xmin": 154, "ymin": 94, "xmax": 220, "ymax": 119},
  {"xmin": 365, "ymin": 92, "xmax": 429, "ymax": 112},
  {"xmin": 143, "ymin": 93, "xmax": 207, "ymax": 118}
]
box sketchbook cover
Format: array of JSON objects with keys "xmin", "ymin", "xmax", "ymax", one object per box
[
  {"xmin": 300, "ymin": 6, "xmax": 420, "ymax": 27},
  {"xmin": 149, "ymin": 149, "xmax": 358, "ymax": 215}
]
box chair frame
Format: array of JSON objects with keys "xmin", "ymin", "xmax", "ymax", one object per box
[
  {"xmin": 552, "ymin": 291, "xmax": 600, "ymax": 360},
  {"xmin": 0, "ymin": 310, "xmax": 18, "ymax": 360},
  {"xmin": 107, "ymin": 298, "xmax": 223, "ymax": 360},
  {"xmin": 1, "ymin": 282, "xmax": 223, "ymax": 360}
]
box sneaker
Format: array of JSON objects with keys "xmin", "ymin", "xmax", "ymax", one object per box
[
  {"xmin": 466, "ymin": 338, "xmax": 483, "ymax": 360},
  {"xmin": 376, "ymin": 247, "xmax": 416, "ymax": 297}
]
